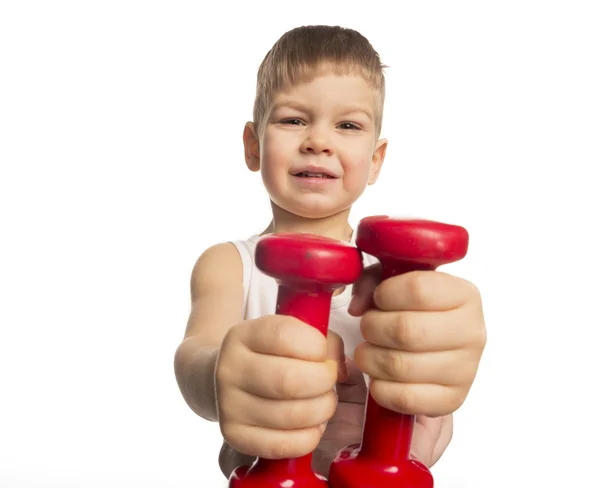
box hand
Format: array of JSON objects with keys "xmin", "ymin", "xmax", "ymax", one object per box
[
  {"xmin": 310, "ymin": 357, "xmax": 452, "ymax": 477},
  {"xmin": 349, "ymin": 265, "xmax": 486, "ymax": 418},
  {"xmin": 215, "ymin": 315, "xmax": 345, "ymax": 460},
  {"xmin": 218, "ymin": 356, "xmax": 366, "ymax": 479}
]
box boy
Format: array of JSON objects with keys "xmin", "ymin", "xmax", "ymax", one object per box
[{"xmin": 173, "ymin": 25, "xmax": 486, "ymax": 478}]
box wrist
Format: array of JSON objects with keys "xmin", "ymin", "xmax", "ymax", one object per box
[
  {"xmin": 174, "ymin": 336, "xmax": 220, "ymax": 421},
  {"xmin": 219, "ymin": 441, "xmax": 257, "ymax": 478},
  {"xmin": 431, "ymin": 413, "xmax": 453, "ymax": 466}
]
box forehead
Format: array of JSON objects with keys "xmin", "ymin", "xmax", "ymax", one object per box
[{"xmin": 272, "ymin": 71, "xmax": 378, "ymax": 113}]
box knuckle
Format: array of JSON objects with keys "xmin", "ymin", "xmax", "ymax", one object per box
[
  {"xmin": 450, "ymin": 387, "xmax": 468, "ymax": 411},
  {"xmin": 473, "ymin": 324, "xmax": 487, "ymax": 350},
  {"xmin": 353, "ymin": 342, "xmax": 370, "ymax": 372},
  {"xmin": 219, "ymin": 422, "xmax": 242, "ymax": 447},
  {"xmin": 215, "ymin": 356, "xmax": 235, "ymax": 390},
  {"xmin": 372, "ymin": 380, "xmax": 416, "ymax": 414},
  {"xmin": 407, "ymin": 272, "xmax": 431, "ymax": 307},
  {"xmin": 217, "ymin": 332, "xmax": 246, "ymax": 381},
  {"xmin": 327, "ymin": 330, "xmax": 344, "ymax": 352},
  {"xmin": 321, "ymin": 364, "xmax": 338, "ymax": 392},
  {"xmin": 464, "ymin": 278, "xmax": 481, "ymax": 301},
  {"xmin": 272, "ymin": 364, "xmax": 296, "ymax": 399},
  {"xmin": 266, "ymin": 440, "xmax": 291, "ymax": 460},
  {"xmin": 359, "ymin": 311, "xmax": 374, "ymax": 340},
  {"xmin": 279, "ymin": 401, "xmax": 301, "ymax": 428},
  {"xmin": 462, "ymin": 311, "xmax": 487, "ymax": 351},
  {"xmin": 269, "ymin": 315, "xmax": 292, "ymax": 352},
  {"xmin": 225, "ymin": 322, "xmax": 246, "ymax": 348},
  {"xmin": 272, "ymin": 439, "xmax": 299, "ymax": 460},
  {"xmin": 266, "ymin": 431, "xmax": 317, "ymax": 460},
  {"xmin": 392, "ymin": 385, "xmax": 416, "ymax": 413},
  {"xmin": 218, "ymin": 390, "xmax": 244, "ymax": 424},
  {"xmin": 383, "ymin": 351, "xmax": 410, "ymax": 381},
  {"xmin": 393, "ymin": 312, "xmax": 425, "ymax": 347},
  {"xmin": 278, "ymin": 392, "xmax": 335, "ymax": 429},
  {"xmin": 328, "ymin": 329, "xmax": 342, "ymax": 344},
  {"xmin": 322, "ymin": 390, "xmax": 338, "ymax": 419}
]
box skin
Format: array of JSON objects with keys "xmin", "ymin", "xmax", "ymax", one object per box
[{"xmin": 173, "ymin": 66, "xmax": 487, "ymax": 478}]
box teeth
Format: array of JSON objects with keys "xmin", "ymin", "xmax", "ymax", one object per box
[{"xmin": 297, "ymin": 171, "xmax": 332, "ymax": 178}]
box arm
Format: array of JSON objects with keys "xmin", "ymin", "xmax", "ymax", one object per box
[
  {"xmin": 173, "ymin": 242, "xmax": 244, "ymax": 422},
  {"xmin": 411, "ymin": 413, "xmax": 453, "ymax": 468},
  {"xmin": 431, "ymin": 414, "xmax": 453, "ymax": 466}
]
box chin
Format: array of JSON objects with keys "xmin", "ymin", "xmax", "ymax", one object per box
[
  {"xmin": 278, "ymin": 202, "xmax": 351, "ymax": 220},
  {"xmin": 270, "ymin": 192, "xmax": 356, "ymax": 220}
]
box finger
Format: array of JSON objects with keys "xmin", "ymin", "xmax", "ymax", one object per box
[
  {"xmin": 339, "ymin": 356, "xmax": 366, "ymax": 386},
  {"xmin": 229, "ymin": 352, "xmax": 337, "ymax": 400},
  {"xmin": 354, "ymin": 342, "xmax": 476, "ymax": 385},
  {"xmin": 360, "ymin": 308, "xmax": 474, "ymax": 352},
  {"xmin": 335, "ymin": 357, "xmax": 368, "ymax": 404},
  {"xmin": 219, "ymin": 388, "xmax": 337, "ymax": 430},
  {"xmin": 327, "ymin": 331, "xmax": 348, "ymax": 382},
  {"xmin": 221, "ymin": 422, "xmax": 323, "ymax": 459},
  {"xmin": 373, "ymin": 271, "xmax": 477, "ymax": 312},
  {"xmin": 348, "ymin": 263, "xmax": 381, "ymax": 316},
  {"xmin": 242, "ymin": 314, "xmax": 329, "ymax": 361},
  {"xmin": 369, "ymin": 380, "xmax": 466, "ymax": 417}
]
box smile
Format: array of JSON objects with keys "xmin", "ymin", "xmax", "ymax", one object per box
[{"xmin": 293, "ymin": 171, "xmax": 336, "ymax": 179}]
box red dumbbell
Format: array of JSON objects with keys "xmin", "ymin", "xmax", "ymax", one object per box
[
  {"xmin": 328, "ymin": 216, "xmax": 469, "ymax": 488},
  {"xmin": 229, "ymin": 232, "xmax": 364, "ymax": 488}
]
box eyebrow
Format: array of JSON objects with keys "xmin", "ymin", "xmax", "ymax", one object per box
[
  {"xmin": 338, "ymin": 108, "xmax": 374, "ymax": 120},
  {"xmin": 270, "ymin": 101, "xmax": 308, "ymax": 114},
  {"xmin": 271, "ymin": 102, "xmax": 374, "ymax": 120}
]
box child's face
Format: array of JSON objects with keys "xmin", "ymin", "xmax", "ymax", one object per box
[{"xmin": 244, "ymin": 71, "xmax": 387, "ymax": 220}]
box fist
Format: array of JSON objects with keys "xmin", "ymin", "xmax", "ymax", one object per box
[
  {"xmin": 215, "ymin": 314, "xmax": 344, "ymax": 460},
  {"xmin": 350, "ymin": 267, "xmax": 486, "ymax": 417}
]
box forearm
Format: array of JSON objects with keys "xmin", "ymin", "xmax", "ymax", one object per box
[
  {"xmin": 411, "ymin": 413, "xmax": 453, "ymax": 468},
  {"xmin": 219, "ymin": 441, "xmax": 257, "ymax": 478},
  {"xmin": 430, "ymin": 414, "xmax": 453, "ymax": 467},
  {"xmin": 174, "ymin": 335, "xmax": 220, "ymax": 421}
]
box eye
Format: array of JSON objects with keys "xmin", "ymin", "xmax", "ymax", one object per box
[
  {"xmin": 338, "ymin": 122, "xmax": 360, "ymax": 130},
  {"xmin": 281, "ymin": 118, "xmax": 304, "ymax": 126}
]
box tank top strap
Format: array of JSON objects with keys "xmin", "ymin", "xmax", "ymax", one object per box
[{"xmin": 229, "ymin": 235, "xmax": 260, "ymax": 317}]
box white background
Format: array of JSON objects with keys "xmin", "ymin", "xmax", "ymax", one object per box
[{"xmin": 1, "ymin": 1, "xmax": 599, "ymax": 487}]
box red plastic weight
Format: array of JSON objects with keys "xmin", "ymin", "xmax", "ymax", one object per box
[
  {"xmin": 229, "ymin": 232, "xmax": 364, "ymax": 488},
  {"xmin": 328, "ymin": 216, "xmax": 469, "ymax": 488}
]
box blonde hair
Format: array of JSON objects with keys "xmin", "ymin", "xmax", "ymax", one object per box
[{"xmin": 253, "ymin": 25, "xmax": 387, "ymax": 136}]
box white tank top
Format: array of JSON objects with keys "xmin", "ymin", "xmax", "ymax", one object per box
[{"xmin": 230, "ymin": 232, "xmax": 379, "ymax": 360}]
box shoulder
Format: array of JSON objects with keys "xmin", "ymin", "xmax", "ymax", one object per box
[
  {"xmin": 190, "ymin": 242, "xmax": 244, "ymax": 300},
  {"xmin": 193, "ymin": 241, "xmax": 242, "ymax": 273}
]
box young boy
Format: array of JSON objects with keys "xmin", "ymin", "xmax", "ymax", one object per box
[{"xmin": 174, "ymin": 25, "xmax": 486, "ymax": 478}]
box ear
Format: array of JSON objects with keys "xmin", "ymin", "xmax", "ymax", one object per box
[
  {"xmin": 368, "ymin": 138, "xmax": 387, "ymax": 185},
  {"xmin": 243, "ymin": 122, "xmax": 260, "ymax": 172}
]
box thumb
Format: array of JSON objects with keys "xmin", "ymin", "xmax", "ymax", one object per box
[
  {"xmin": 348, "ymin": 263, "xmax": 382, "ymax": 316},
  {"xmin": 326, "ymin": 331, "xmax": 348, "ymax": 382}
]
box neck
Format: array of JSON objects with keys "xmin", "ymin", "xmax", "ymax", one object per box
[{"xmin": 260, "ymin": 202, "xmax": 354, "ymax": 243}]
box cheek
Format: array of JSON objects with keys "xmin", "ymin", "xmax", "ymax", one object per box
[
  {"xmin": 340, "ymin": 151, "xmax": 374, "ymax": 186},
  {"xmin": 262, "ymin": 133, "xmax": 292, "ymax": 166},
  {"xmin": 260, "ymin": 141, "xmax": 289, "ymax": 186}
]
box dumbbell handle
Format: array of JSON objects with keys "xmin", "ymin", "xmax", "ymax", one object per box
[
  {"xmin": 360, "ymin": 261, "xmax": 434, "ymax": 463},
  {"xmin": 249, "ymin": 284, "xmax": 332, "ymax": 476},
  {"xmin": 277, "ymin": 284, "xmax": 331, "ymax": 336}
]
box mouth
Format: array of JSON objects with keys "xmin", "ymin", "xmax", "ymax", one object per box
[{"xmin": 292, "ymin": 171, "xmax": 337, "ymax": 179}]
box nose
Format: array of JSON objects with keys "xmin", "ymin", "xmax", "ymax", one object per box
[{"xmin": 300, "ymin": 125, "xmax": 334, "ymax": 155}]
